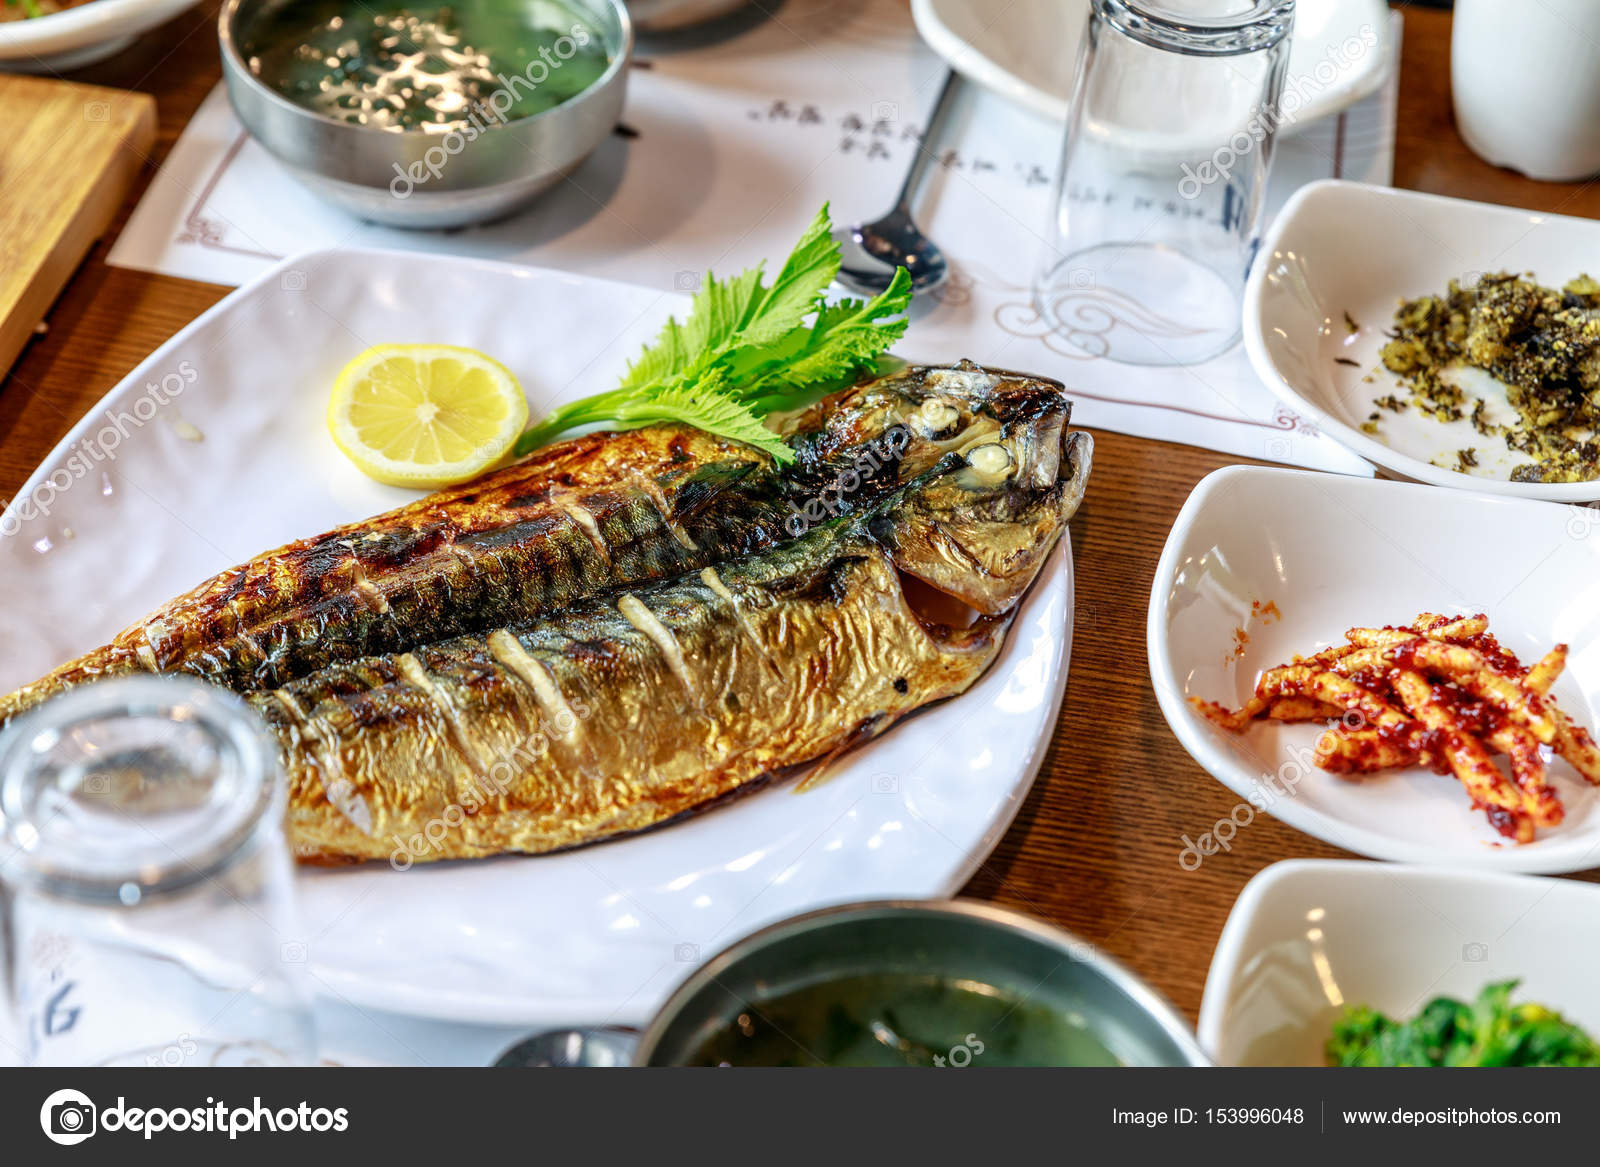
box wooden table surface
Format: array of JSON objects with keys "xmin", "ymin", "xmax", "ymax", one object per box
[{"xmin": 3, "ymin": 2, "xmax": 1597, "ymax": 1028}]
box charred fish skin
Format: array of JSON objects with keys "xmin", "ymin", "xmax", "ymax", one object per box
[
  {"xmin": 0, "ymin": 362, "xmax": 1068, "ymax": 725},
  {"xmin": 271, "ymin": 422, "xmax": 1092, "ymax": 866}
]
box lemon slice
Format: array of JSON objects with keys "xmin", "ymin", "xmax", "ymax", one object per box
[{"xmin": 328, "ymin": 344, "xmax": 528, "ymax": 488}]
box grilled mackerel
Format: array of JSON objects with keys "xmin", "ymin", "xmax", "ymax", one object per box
[
  {"xmin": 0, "ymin": 364, "xmax": 1037, "ymax": 727},
  {"xmin": 269, "ymin": 387, "xmax": 1090, "ymax": 864}
]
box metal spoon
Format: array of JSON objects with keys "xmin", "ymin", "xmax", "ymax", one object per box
[
  {"xmin": 834, "ymin": 69, "xmax": 961, "ymax": 296},
  {"xmin": 493, "ymin": 1027, "xmax": 638, "ymax": 1068}
]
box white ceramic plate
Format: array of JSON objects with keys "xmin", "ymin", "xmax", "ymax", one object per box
[
  {"xmin": 911, "ymin": 0, "xmax": 1391, "ymax": 135},
  {"xmin": 1199, "ymin": 859, "xmax": 1600, "ymax": 1065},
  {"xmin": 0, "ymin": 248, "xmax": 1074, "ymax": 1025},
  {"xmin": 1148, "ymin": 465, "xmax": 1600, "ymax": 873},
  {"xmin": 0, "ymin": 0, "xmax": 202, "ymax": 72},
  {"xmin": 1247, "ymin": 179, "xmax": 1600, "ymax": 501}
]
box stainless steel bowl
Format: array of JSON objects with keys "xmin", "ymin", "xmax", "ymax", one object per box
[
  {"xmin": 218, "ymin": 0, "xmax": 633, "ymax": 229},
  {"xmin": 632, "ymin": 899, "xmax": 1207, "ymax": 1066}
]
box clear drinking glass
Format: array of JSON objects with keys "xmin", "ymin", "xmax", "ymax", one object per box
[
  {"xmin": 0, "ymin": 677, "xmax": 316, "ymax": 1066},
  {"xmin": 1036, "ymin": 0, "xmax": 1294, "ymax": 366}
]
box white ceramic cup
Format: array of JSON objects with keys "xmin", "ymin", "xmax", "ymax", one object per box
[{"xmin": 1451, "ymin": 0, "xmax": 1600, "ymax": 182}]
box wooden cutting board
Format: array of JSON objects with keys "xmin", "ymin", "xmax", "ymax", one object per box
[{"xmin": 0, "ymin": 75, "xmax": 156, "ymax": 379}]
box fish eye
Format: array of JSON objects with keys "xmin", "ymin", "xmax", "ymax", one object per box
[
  {"xmin": 965, "ymin": 443, "xmax": 1013, "ymax": 478},
  {"xmin": 913, "ymin": 398, "xmax": 962, "ymax": 436}
]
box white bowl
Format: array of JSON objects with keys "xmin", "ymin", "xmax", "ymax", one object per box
[
  {"xmin": 1199, "ymin": 859, "xmax": 1600, "ymax": 1066},
  {"xmin": 1245, "ymin": 179, "xmax": 1600, "ymax": 501},
  {"xmin": 1147, "ymin": 465, "xmax": 1600, "ymax": 873},
  {"xmin": 0, "ymin": 0, "xmax": 202, "ymax": 71}
]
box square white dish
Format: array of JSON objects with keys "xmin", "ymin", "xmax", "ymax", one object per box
[
  {"xmin": 0, "ymin": 247, "xmax": 1076, "ymax": 1026},
  {"xmin": 1199, "ymin": 859, "xmax": 1600, "ymax": 1066},
  {"xmin": 1147, "ymin": 465, "xmax": 1600, "ymax": 872},
  {"xmin": 1244, "ymin": 179, "xmax": 1600, "ymax": 500}
]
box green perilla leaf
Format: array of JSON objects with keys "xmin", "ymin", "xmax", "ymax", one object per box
[{"xmin": 516, "ymin": 204, "xmax": 909, "ymax": 462}]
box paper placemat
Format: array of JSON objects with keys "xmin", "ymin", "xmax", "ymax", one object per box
[{"xmin": 109, "ymin": 1, "xmax": 1398, "ymax": 476}]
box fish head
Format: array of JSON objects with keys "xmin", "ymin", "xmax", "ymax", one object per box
[
  {"xmin": 867, "ymin": 393, "xmax": 1092, "ymax": 621},
  {"xmin": 786, "ymin": 361, "xmax": 1078, "ymax": 488}
]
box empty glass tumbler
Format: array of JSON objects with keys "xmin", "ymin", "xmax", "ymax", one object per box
[
  {"xmin": 0, "ymin": 677, "xmax": 315, "ymax": 1066},
  {"xmin": 1036, "ymin": 0, "xmax": 1294, "ymax": 365}
]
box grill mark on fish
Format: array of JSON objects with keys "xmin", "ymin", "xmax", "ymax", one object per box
[
  {"xmin": 347, "ymin": 559, "xmax": 391, "ymax": 615},
  {"xmin": 267, "ymin": 689, "xmax": 375, "ymax": 836},
  {"xmin": 617, "ymin": 593, "xmax": 697, "ymax": 697},
  {"xmin": 487, "ymin": 629, "xmax": 580, "ymax": 737},
  {"xmin": 700, "ymin": 566, "xmax": 785, "ymax": 688},
  {"xmin": 631, "ymin": 472, "xmax": 698, "ymax": 551},
  {"xmin": 394, "ymin": 652, "xmax": 497, "ymax": 793},
  {"xmin": 560, "ymin": 502, "xmax": 612, "ymax": 565},
  {"xmin": 485, "ymin": 629, "xmax": 603, "ymax": 782}
]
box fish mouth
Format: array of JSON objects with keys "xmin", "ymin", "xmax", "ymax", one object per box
[
  {"xmin": 893, "ymin": 565, "xmax": 1008, "ymax": 652},
  {"xmin": 1057, "ymin": 428, "xmax": 1094, "ymax": 499}
]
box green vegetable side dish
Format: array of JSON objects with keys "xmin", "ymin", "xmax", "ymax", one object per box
[
  {"xmin": 1375, "ymin": 270, "xmax": 1600, "ymax": 483},
  {"xmin": 1328, "ymin": 981, "xmax": 1600, "ymax": 1067},
  {"xmin": 239, "ymin": 0, "xmax": 611, "ymax": 132},
  {"xmin": 514, "ymin": 204, "xmax": 914, "ymax": 463},
  {"xmin": 686, "ymin": 973, "xmax": 1121, "ymax": 1067}
]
